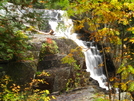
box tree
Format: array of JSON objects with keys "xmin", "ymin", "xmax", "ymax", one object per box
[
  {"xmin": 0, "ymin": 1, "xmax": 58, "ymax": 100},
  {"xmin": 66, "ymin": 0, "xmax": 134, "ymax": 100},
  {"xmin": 0, "ymin": 0, "xmax": 47, "ymax": 61}
]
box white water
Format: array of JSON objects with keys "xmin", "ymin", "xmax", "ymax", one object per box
[{"xmin": 46, "ymin": 10, "xmax": 109, "ymax": 90}]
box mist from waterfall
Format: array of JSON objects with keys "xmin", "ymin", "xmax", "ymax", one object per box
[{"xmin": 45, "ymin": 10, "xmax": 109, "ymax": 90}]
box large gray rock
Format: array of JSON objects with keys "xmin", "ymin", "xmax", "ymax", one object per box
[
  {"xmin": 0, "ymin": 34, "xmax": 90, "ymax": 92},
  {"xmin": 34, "ymin": 34, "xmax": 89, "ymax": 92}
]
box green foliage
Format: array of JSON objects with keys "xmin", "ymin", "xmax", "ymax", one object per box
[
  {"xmin": 40, "ymin": 0, "xmax": 70, "ymax": 9},
  {"xmin": 0, "ymin": 1, "xmax": 51, "ymax": 61},
  {"xmin": 61, "ymin": 53, "xmax": 77, "ymax": 65},
  {"xmin": 117, "ymin": 63, "xmax": 134, "ymax": 92},
  {"xmin": 41, "ymin": 39, "xmax": 59, "ymax": 55},
  {"xmin": 61, "ymin": 51, "xmax": 80, "ymax": 91},
  {"xmin": 0, "ymin": 18, "xmax": 30, "ymax": 61},
  {"xmin": 128, "ymin": 82, "xmax": 134, "ymax": 92},
  {"xmin": 61, "ymin": 47, "xmax": 87, "ymax": 91}
]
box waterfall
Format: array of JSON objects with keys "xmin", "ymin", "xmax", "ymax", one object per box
[
  {"xmin": 0, "ymin": 2, "xmax": 108, "ymax": 90},
  {"xmin": 45, "ymin": 10, "xmax": 109, "ymax": 90}
]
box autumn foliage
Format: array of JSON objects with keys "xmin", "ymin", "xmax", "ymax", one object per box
[{"xmin": 66, "ymin": 0, "xmax": 134, "ymax": 100}]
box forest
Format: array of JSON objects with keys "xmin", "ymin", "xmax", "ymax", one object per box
[{"xmin": 0, "ymin": 0, "xmax": 134, "ymax": 101}]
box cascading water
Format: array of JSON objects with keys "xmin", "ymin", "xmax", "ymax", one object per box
[
  {"xmin": 0, "ymin": 2, "xmax": 108, "ymax": 90},
  {"xmin": 45, "ymin": 10, "xmax": 109, "ymax": 90}
]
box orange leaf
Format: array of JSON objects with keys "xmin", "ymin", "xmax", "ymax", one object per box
[{"xmin": 46, "ymin": 38, "xmax": 52, "ymax": 44}]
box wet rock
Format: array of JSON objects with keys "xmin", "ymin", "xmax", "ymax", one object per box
[
  {"xmin": 36, "ymin": 34, "xmax": 89, "ymax": 92},
  {"xmin": 0, "ymin": 34, "xmax": 89, "ymax": 92},
  {"xmin": 35, "ymin": 67, "xmax": 71, "ymax": 92}
]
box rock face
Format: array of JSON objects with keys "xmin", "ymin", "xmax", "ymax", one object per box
[
  {"xmin": 35, "ymin": 34, "xmax": 89, "ymax": 92},
  {"xmin": 0, "ymin": 34, "xmax": 90, "ymax": 92}
]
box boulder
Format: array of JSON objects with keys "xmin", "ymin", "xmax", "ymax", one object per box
[
  {"xmin": 0, "ymin": 34, "xmax": 90, "ymax": 92},
  {"xmin": 35, "ymin": 34, "xmax": 89, "ymax": 92}
]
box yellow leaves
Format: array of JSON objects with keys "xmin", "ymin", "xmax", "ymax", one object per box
[
  {"xmin": 110, "ymin": 0, "xmax": 122, "ymax": 10},
  {"xmin": 121, "ymin": 81, "xmax": 132, "ymax": 91},
  {"xmin": 98, "ymin": 27, "xmax": 108, "ymax": 35},
  {"xmin": 68, "ymin": 53, "xmax": 73, "ymax": 57},
  {"xmin": 101, "ymin": 3, "xmax": 109, "ymax": 11},
  {"xmin": 52, "ymin": 96, "xmax": 56, "ymax": 99},
  {"xmin": 122, "ymin": 70, "xmax": 128, "ymax": 79},
  {"xmin": 88, "ymin": 24, "xmax": 99, "ymax": 31},
  {"xmin": 111, "ymin": 0, "xmax": 118, "ymax": 3},
  {"xmin": 104, "ymin": 47, "xmax": 111, "ymax": 53},
  {"xmin": 124, "ymin": 55, "xmax": 131, "ymax": 59},
  {"xmin": 70, "ymin": 47, "xmax": 82, "ymax": 53},
  {"xmin": 127, "ymin": 27, "xmax": 134, "ymax": 31},
  {"xmin": 115, "ymin": 5, "xmax": 122, "ymax": 10},
  {"xmin": 16, "ymin": 30, "xmax": 28, "ymax": 39},
  {"xmin": 114, "ymin": 82, "xmax": 120, "ymax": 88},
  {"xmin": 109, "ymin": 29, "xmax": 115, "ymax": 35},
  {"xmin": 114, "ymin": 81, "xmax": 133, "ymax": 91},
  {"xmin": 127, "ymin": 27, "xmax": 134, "ymax": 34},
  {"xmin": 110, "ymin": 77, "xmax": 120, "ymax": 82},
  {"xmin": 98, "ymin": 28, "xmax": 120, "ymax": 36},
  {"xmin": 94, "ymin": 9, "xmax": 104, "ymax": 15},
  {"xmin": 110, "ymin": 77, "xmax": 114, "ymax": 82},
  {"xmin": 117, "ymin": 64, "xmax": 134, "ymax": 84},
  {"xmin": 92, "ymin": 27, "xmax": 122, "ymax": 45},
  {"xmin": 126, "ymin": 27, "xmax": 134, "ymax": 43},
  {"xmin": 129, "ymin": 38, "xmax": 134, "ymax": 43},
  {"xmin": 114, "ymin": 30, "xmax": 120, "ymax": 35},
  {"xmin": 10, "ymin": 84, "xmax": 21, "ymax": 93},
  {"xmin": 45, "ymin": 90, "xmax": 50, "ymax": 94},
  {"xmin": 77, "ymin": 25, "xmax": 84, "ymax": 30},
  {"xmin": 117, "ymin": 66, "xmax": 126, "ymax": 74},
  {"xmin": 61, "ymin": 54, "xmax": 76, "ymax": 65},
  {"xmin": 39, "ymin": 1, "xmax": 46, "ymax": 3},
  {"xmin": 74, "ymin": 20, "xmax": 85, "ymax": 30},
  {"xmin": 109, "ymin": 36, "xmax": 122, "ymax": 45},
  {"xmin": 38, "ymin": 71, "xmax": 50, "ymax": 77},
  {"xmin": 121, "ymin": 83, "xmax": 127, "ymax": 91},
  {"xmin": 118, "ymin": 18, "xmax": 129, "ymax": 25},
  {"xmin": 124, "ymin": 38, "xmax": 128, "ymax": 41},
  {"xmin": 124, "ymin": 3, "xmax": 134, "ymax": 10},
  {"xmin": 70, "ymin": 49, "xmax": 76, "ymax": 53},
  {"xmin": 98, "ymin": 63, "xmax": 104, "ymax": 67},
  {"xmin": 81, "ymin": 0, "xmax": 88, "ymax": 3}
]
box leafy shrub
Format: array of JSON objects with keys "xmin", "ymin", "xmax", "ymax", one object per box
[
  {"xmin": 0, "ymin": 1, "xmax": 48, "ymax": 61},
  {"xmin": 40, "ymin": 38, "xmax": 59, "ymax": 56},
  {"xmin": 61, "ymin": 47, "xmax": 87, "ymax": 91},
  {"xmin": 0, "ymin": 74, "xmax": 55, "ymax": 101},
  {"xmin": 0, "ymin": 20, "xmax": 30, "ymax": 61}
]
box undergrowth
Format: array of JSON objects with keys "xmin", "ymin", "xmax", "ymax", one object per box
[{"xmin": 0, "ymin": 72, "xmax": 55, "ymax": 101}]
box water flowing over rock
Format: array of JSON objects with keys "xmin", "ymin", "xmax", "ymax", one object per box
[
  {"xmin": 0, "ymin": 3, "xmax": 108, "ymax": 91},
  {"xmin": 45, "ymin": 10, "xmax": 109, "ymax": 90}
]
